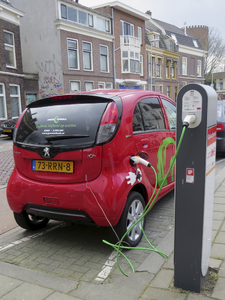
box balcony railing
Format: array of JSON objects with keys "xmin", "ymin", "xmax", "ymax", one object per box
[{"xmin": 120, "ymin": 35, "xmax": 141, "ymax": 50}]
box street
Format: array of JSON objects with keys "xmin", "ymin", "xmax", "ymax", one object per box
[{"xmin": 0, "ymin": 135, "xmax": 225, "ymax": 285}]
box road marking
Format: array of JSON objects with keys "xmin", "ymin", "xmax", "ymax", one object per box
[
  {"xmin": 0, "ymin": 223, "xmax": 65, "ymax": 252},
  {"xmin": 95, "ymin": 250, "xmax": 118, "ymax": 281}
]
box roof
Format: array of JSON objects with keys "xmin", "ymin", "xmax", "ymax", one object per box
[
  {"xmin": 0, "ymin": 0, "xmax": 14, "ymax": 7},
  {"xmin": 147, "ymin": 18, "xmax": 203, "ymax": 50}
]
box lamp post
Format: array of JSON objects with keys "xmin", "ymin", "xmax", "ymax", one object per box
[{"xmin": 150, "ymin": 38, "xmax": 160, "ymax": 90}]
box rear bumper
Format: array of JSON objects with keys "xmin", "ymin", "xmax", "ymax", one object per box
[{"xmin": 7, "ymin": 167, "xmax": 129, "ymax": 227}]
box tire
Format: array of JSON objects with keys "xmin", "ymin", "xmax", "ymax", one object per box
[
  {"xmin": 14, "ymin": 211, "xmax": 49, "ymax": 230},
  {"xmin": 110, "ymin": 191, "xmax": 145, "ymax": 247}
]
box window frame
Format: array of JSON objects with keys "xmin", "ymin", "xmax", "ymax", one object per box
[
  {"xmin": 0, "ymin": 83, "xmax": 7, "ymax": 119},
  {"xmin": 182, "ymin": 57, "xmax": 187, "ymax": 75},
  {"xmin": 70, "ymin": 80, "xmax": 81, "ymax": 92},
  {"xmin": 98, "ymin": 82, "xmax": 105, "ymax": 89},
  {"xmin": 100, "ymin": 45, "xmax": 109, "ymax": 73},
  {"xmin": 161, "ymin": 98, "xmax": 176, "ymax": 130},
  {"xmin": 67, "ymin": 38, "xmax": 79, "ymax": 70},
  {"xmin": 4, "ymin": 30, "xmax": 16, "ymax": 68},
  {"xmin": 197, "ymin": 59, "xmax": 202, "ymax": 77},
  {"xmin": 83, "ymin": 41, "xmax": 93, "ymax": 71},
  {"xmin": 9, "ymin": 84, "xmax": 21, "ymax": 118},
  {"xmin": 138, "ymin": 26, "xmax": 142, "ymax": 44},
  {"xmin": 120, "ymin": 20, "xmax": 134, "ymax": 36},
  {"xmin": 167, "ymin": 85, "xmax": 171, "ymax": 98},
  {"xmin": 84, "ymin": 81, "xmax": 94, "ymax": 91}
]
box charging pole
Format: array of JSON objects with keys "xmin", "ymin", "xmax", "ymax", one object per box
[{"xmin": 174, "ymin": 84, "xmax": 217, "ymax": 292}]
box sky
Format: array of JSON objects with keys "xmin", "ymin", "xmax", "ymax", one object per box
[{"xmin": 79, "ymin": 0, "xmax": 225, "ymax": 42}]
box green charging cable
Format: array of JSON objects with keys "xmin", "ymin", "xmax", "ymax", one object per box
[{"xmin": 103, "ymin": 126, "xmax": 187, "ymax": 277}]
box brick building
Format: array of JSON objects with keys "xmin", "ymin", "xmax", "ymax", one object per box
[
  {"xmin": 94, "ymin": 1, "xmax": 149, "ymax": 89},
  {"xmin": 10, "ymin": 0, "xmax": 114, "ymax": 98},
  {"xmin": 0, "ymin": 0, "xmax": 38, "ymax": 120},
  {"xmin": 186, "ymin": 25, "xmax": 209, "ymax": 51}
]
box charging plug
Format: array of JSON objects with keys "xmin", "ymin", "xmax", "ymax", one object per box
[
  {"xmin": 183, "ymin": 114, "xmax": 197, "ymax": 128},
  {"xmin": 130, "ymin": 156, "xmax": 151, "ymax": 167}
]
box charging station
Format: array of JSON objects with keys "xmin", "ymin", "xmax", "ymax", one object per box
[{"xmin": 174, "ymin": 84, "xmax": 217, "ymax": 292}]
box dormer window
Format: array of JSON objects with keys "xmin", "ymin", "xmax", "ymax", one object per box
[{"xmin": 193, "ymin": 39, "xmax": 198, "ymax": 47}]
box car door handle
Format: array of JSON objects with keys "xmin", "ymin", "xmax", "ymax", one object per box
[{"xmin": 141, "ymin": 138, "xmax": 149, "ymax": 147}]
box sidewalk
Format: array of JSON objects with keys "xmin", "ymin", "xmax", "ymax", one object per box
[{"xmin": 0, "ymin": 167, "xmax": 225, "ymax": 299}]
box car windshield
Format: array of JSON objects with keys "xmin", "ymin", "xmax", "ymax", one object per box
[{"xmin": 16, "ymin": 102, "xmax": 108, "ymax": 148}]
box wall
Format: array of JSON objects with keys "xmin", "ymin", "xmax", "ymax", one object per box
[
  {"xmin": 10, "ymin": 0, "xmax": 64, "ymax": 99},
  {"xmin": 186, "ymin": 25, "xmax": 209, "ymax": 51}
]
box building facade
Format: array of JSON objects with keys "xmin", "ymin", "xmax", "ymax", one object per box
[
  {"xmin": 10, "ymin": 0, "xmax": 114, "ymax": 99},
  {"xmin": 93, "ymin": 1, "xmax": 149, "ymax": 90},
  {"xmin": 146, "ymin": 18, "xmax": 206, "ymax": 101}
]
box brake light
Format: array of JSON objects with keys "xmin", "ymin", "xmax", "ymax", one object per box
[
  {"xmin": 96, "ymin": 102, "xmax": 119, "ymax": 144},
  {"xmin": 217, "ymin": 123, "xmax": 224, "ymax": 131},
  {"xmin": 13, "ymin": 109, "xmax": 27, "ymax": 143}
]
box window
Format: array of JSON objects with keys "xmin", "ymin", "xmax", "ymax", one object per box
[
  {"xmin": 9, "ymin": 85, "xmax": 21, "ymax": 118},
  {"xmin": 182, "ymin": 57, "xmax": 187, "ymax": 75},
  {"xmin": 106, "ymin": 82, "xmax": 113, "ymax": 89},
  {"xmin": 133, "ymin": 104, "xmax": 144, "ymax": 132},
  {"xmin": 159, "ymin": 85, "xmax": 163, "ymax": 94},
  {"xmin": 88, "ymin": 14, "xmax": 93, "ymax": 27},
  {"xmin": 175, "ymin": 86, "xmax": 178, "ymax": 101},
  {"xmin": 68, "ymin": 39, "xmax": 79, "ymax": 69},
  {"xmin": 197, "ymin": 60, "xmax": 202, "ymax": 77},
  {"xmin": 83, "ymin": 42, "xmax": 92, "ymax": 70},
  {"xmin": 161, "ymin": 99, "xmax": 176, "ymax": 129},
  {"xmin": 152, "ymin": 85, "xmax": 156, "ymax": 91},
  {"xmin": 156, "ymin": 58, "xmax": 161, "ymax": 77},
  {"xmin": 169, "ymin": 40, "xmax": 173, "ymax": 51},
  {"xmin": 97, "ymin": 17, "xmax": 110, "ymax": 32},
  {"xmin": 149, "ymin": 57, "xmax": 155, "ymax": 77},
  {"xmin": 167, "ymin": 86, "xmax": 171, "ymax": 98},
  {"xmin": 140, "ymin": 54, "xmax": 143, "ymax": 76},
  {"xmin": 139, "ymin": 98, "xmax": 165, "ymax": 130},
  {"xmin": 61, "ymin": 4, "xmax": 67, "ymax": 19},
  {"xmin": 121, "ymin": 21, "xmax": 134, "ymax": 36},
  {"xmin": 171, "ymin": 61, "xmax": 176, "ymax": 79},
  {"xmin": 70, "ymin": 81, "xmax": 81, "ymax": 92},
  {"xmin": 79, "ymin": 11, "xmax": 87, "ymax": 25},
  {"xmin": 25, "ymin": 94, "xmax": 36, "ymax": 106},
  {"xmin": 100, "ymin": 45, "xmax": 108, "ymax": 72},
  {"xmin": 138, "ymin": 26, "xmax": 142, "ymax": 44},
  {"xmin": 193, "ymin": 39, "xmax": 198, "ymax": 47},
  {"xmin": 171, "ymin": 34, "xmax": 177, "ymax": 44},
  {"xmin": 85, "ymin": 82, "xmax": 94, "ymax": 91},
  {"xmin": 68, "ymin": 6, "xmax": 77, "ymax": 22},
  {"xmin": 98, "ymin": 82, "xmax": 105, "ymax": 89},
  {"xmin": 0, "ymin": 84, "xmax": 6, "ymax": 119},
  {"xmin": 4, "ymin": 31, "xmax": 16, "ymax": 68},
  {"xmin": 122, "ymin": 51, "xmax": 140, "ymax": 73},
  {"xmin": 166, "ymin": 60, "xmax": 170, "ymax": 79},
  {"xmin": 105, "ymin": 20, "xmax": 110, "ymax": 32}
]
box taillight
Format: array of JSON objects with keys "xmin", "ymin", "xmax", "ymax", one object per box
[
  {"xmin": 13, "ymin": 109, "xmax": 27, "ymax": 143},
  {"xmin": 217, "ymin": 123, "xmax": 225, "ymax": 132},
  {"xmin": 96, "ymin": 102, "xmax": 119, "ymax": 144}
]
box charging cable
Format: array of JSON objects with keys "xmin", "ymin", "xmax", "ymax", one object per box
[{"xmin": 103, "ymin": 125, "xmax": 187, "ymax": 277}]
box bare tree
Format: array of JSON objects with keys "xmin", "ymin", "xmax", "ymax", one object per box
[{"xmin": 205, "ymin": 27, "xmax": 225, "ymax": 81}]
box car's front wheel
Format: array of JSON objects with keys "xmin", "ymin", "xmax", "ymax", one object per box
[
  {"xmin": 14, "ymin": 211, "xmax": 49, "ymax": 230},
  {"xmin": 110, "ymin": 191, "xmax": 145, "ymax": 247}
]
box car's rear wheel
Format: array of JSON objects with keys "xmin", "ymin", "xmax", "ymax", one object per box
[
  {"xmin": 14, "ymin": 211, "xmax": 49, "ymax": 230},
  {"xmin": 110, "ymin": 191, "xmax": 145, "ymax": 247}
]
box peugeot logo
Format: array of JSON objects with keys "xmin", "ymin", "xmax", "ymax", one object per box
[{"xmin": 43, "ymin": 147, "xmax": 50, "ymax": 157}]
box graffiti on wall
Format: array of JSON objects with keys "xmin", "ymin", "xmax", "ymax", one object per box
[{"xmin": 36, "ymin": 55, "xmax": 64, "ymax": 98}]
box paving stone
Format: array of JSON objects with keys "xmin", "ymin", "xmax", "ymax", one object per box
[
  {"xmin": 162, "ymin": 253, "xmax": 174, "ymax": 269},
  {"xmin": 214, "ymin": 231, "xmax": 225, "ymax": 243},
  {"xmin": 186, "ymin": 294, "xmax": 213, "ymax": 300},
  {"xmin": 214, "ymin": 197, "xmax": 225, "ymax": 204},
  {"xmin": 46, "ymin": 292, "xmax": 80, "ymax": 300},
  {"xmin": 211, "ymin": 243, "xmax": 225, "ymax": 259},
  {"xmin": 209, "ymin": 258, "xmax": 222, "ymax": 270},
  {"xmin": 0, "ymin": 282, "xmax": 53, "ymax": 300},
  {"xmin": 140, "ymin": 287, "xmax": 186, "ymax": 300},
  {"xmin": 213, "ymin": 220, "xmax": 223, "ymax": 230},
  {"xmin": 213, "ymin": 211, "xmax": 225, "ymax": 220},
  {"xmin": 211, "ymin": 277, "xmax": 225, "ymax": 299},
  {"xmin": 213, "ymin": 204, "xmax": 225, "ymax": 212},
  {"xmin": 218, "ymin": 261, "xmax": 225, "ymax": 277},
  {"xmin": 221, "ymin": 221, "xmax": 225, "ymax": 231},
  {"xmin": 150, "ymin": 269, "xmax": 174, "ymax": 288},
  {"xmin": 0, "ymin": 274, "xmax": 22, "ymax": 298}
]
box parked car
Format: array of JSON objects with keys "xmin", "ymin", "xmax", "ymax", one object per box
[
  {"xmin": 0, "ymin": 117, "xmax": 19, "ymax": 138},
  {"xmin": 0, "ymin": 123, "xmax": 3, "ymax": 136},
  {"xmin": 7, "ymin": 90, "xmax": 176, "ymax": 246},
  {"xmin": 216, "ymin": 100, "xmax": 225, "ymax": 154}
]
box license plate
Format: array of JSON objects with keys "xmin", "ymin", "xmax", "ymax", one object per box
[
  {"xmin": 32, "ymin": 160, "xmax": 74, "ymax": 173},
  {"xmin": 3, "ymin": 129, "xmax": 12, "ymax": 133}
]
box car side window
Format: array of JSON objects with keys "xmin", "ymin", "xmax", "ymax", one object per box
[
  {"xmin": 133, "ymin": 104, "xmax": 144, "ymax": 131},
  {"xmin": 161, "ymin": 98, "xmax": 176, "ymax": 130},
  {"xmin": 139, "ymin": 97, "xmax": 165, "ymax": 130}
]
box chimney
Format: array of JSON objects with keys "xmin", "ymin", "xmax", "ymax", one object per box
[
  {"xmin": 184, "ymin": 22, "xmax": 187, "ymax": 35},
  {"xmin": 146, "ymin": 10, "xmax": 152, "ymax": 16}
]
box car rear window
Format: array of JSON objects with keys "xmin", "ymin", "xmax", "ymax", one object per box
[
  {"xmin": 16, "ymin": 102, "xmax": 108, "ymax": 148},
  {"xmin": 217, "ymin": 101, "xmax": 225, "ymax": 122}
]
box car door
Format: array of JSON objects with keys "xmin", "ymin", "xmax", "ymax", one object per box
[{"xmin": 133, "ymin": 97, "xmax": 174, "ymax": 188}]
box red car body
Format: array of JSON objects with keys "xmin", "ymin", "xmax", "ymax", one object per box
[{"xmin": 7, "ymin": 90, "xmax": 176, "ymax": 245}]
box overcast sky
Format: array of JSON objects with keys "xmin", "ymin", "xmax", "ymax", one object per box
[{"xmin": 80, "ymin": 0, "xmax": 225, "ymax": 42}]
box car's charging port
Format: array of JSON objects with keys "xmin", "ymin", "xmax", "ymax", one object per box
[{"xmin": 130, "ymin": 156, "xmax": 151, "ymax": 167}]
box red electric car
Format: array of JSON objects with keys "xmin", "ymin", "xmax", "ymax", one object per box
[{"xmin": 7, "ymin": 90, "xmax": 176, "ymax": 246}]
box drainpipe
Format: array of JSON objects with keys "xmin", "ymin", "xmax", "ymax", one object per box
[{"xmin": 112, "ymin": 7, "xmax": 116, "ymax": 89}]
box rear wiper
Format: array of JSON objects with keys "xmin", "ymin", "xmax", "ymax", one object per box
[{"xmin": 44, "ymin": 134, "xmax": 89, "ymax": 141}]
